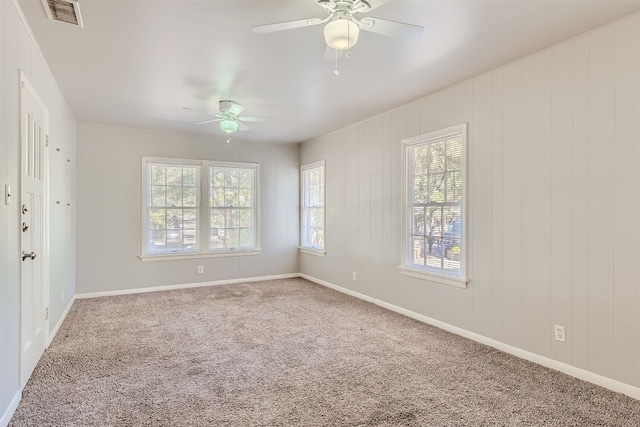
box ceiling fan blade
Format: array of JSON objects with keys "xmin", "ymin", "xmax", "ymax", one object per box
[
  {"xmin": 323, "ymin": 46, "xmax": 344, "ymax": 61},
  {"xmin": 228, "ymin": 102, "xmax": 245, "ymax": 116},
  {"xmin": 253, "ymin": 17, "xmax": 323, "ymax": 34},
  {"xmin": 363, "ymin": 0, "xmax": 390, "ymax": 11},
  {"xmin": 183, "ymin": 106, "xmax": 220, "ymax": 116},
  {"xmin": 237, "ymin": 115, "xmax": 269, "ymax": 123},
  {"xmin": 237, "ymin": 121, "xmax": 250, "ymax": 131},
  {"xmin": 193, "ymin": 118, "xmax": 221, "ymax": 125},
  {"xmin": 359, "ymin": 17, "xmax": 424, "ymax": 40}
]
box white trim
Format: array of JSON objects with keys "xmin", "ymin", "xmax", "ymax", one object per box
[
  {"xmin": 299, "ymin": 274, "xmax": 375, "ymax": 303},
  {"xmin": 140, "ymin": 249, "xmax": 260, "ymax": 262},
  {"xmin": 301, "ymin": 273, "xmax": 640, "ymax": 401},
  {"xmin": 300, "ymin": 160, "xmax": 326, "ymax": 171},
  {"xmin": 48, "ymin": 296, "xmax": 75, "ymax": 347},
  {"xmin": 141, "ymin": 157, "xmax": 202, "ymax": 256},
  {"xmin": 142, "ymin": 156, "xmax": 202, "ymax": 166},
  {"xmin": 13, "ymin": 0, "xmax": 69, "ymax": 109},
  {"xmin": 141, "ymin": 157, "xmax": 260, "ymax": 258},
  {"xmin": 300, "ymin": 160, "xmax": 326, "ymax": 252},
  {"xmin": 398, "ymin": 266, "xmax": 468, "ymax": 288},
  {"xmin": 75, "ymin": 273, "xmax": 299, "ymax": 299},
  {"xmin": 298, "ymin": 247, "xmax": 326, "ymax": 257},
  {"xmin": 0, "ymin": 391, "xmax": 21, "ymax": 427},
  {"xmin": 401, "ymin": 123, "xmax": 469, "ymax": 281},
  {"xmin": 402, "ymin": 124, "xmax": 466, "ymax": 145}
]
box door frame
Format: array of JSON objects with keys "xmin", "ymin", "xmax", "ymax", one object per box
[{"xmin": 19, "ymin": 70, "xmax": 50, "ymax": 390}]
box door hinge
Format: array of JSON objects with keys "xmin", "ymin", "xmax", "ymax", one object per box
[{"xmin": 45, "ymin": 307, "xmax": 49, "ymax": 321}]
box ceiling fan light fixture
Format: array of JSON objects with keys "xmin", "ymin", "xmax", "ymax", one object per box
[
  {"xmin": 220, "ymin": 119, "xmax": 238, "ymax": 134},
  {"xmin": 324, "ymin": 18, "xmax": 359, "ymax": 50}
]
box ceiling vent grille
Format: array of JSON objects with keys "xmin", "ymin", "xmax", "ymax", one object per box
[{"xmin": 41, "ymin": 0, "xmax": 84, "ymax": 27}]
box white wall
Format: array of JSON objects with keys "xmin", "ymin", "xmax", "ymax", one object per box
[
  {"xmin": 75, "ymin": 123, "xmax": 299, "ymax": 294},
  {"xmin": 0, "ymin": 0, "xmax": 76, "ymax": 424},
  {"xmin": 300, "ymin": 13, "xmax": 640, "ymax": 389}
]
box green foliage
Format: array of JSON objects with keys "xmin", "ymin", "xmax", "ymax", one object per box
[{"xmin": 411, "ymin": 136, "xmax": 462, "ymax": 205}]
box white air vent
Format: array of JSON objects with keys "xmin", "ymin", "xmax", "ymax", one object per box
[{"xmin": 41, "ymin": 0, "xmax": 84, "ymax": 27}]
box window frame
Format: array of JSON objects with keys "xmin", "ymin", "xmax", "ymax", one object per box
[
  {"xmin": 399, "ymin": 123, "xmax": 469, "ymax": 288},
  {"xmin": 140, "ymin": 156, "xmax": 260, "ymax": 261},
  {"xmin": 299, "ymin": 160, "xmax": 326, "ymax": 256}
]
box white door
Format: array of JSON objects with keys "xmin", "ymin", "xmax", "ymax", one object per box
[{"xmin": 20, "ymin": 72, "xmax": 49, "ymax": 389}]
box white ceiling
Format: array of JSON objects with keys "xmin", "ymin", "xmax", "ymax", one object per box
[{"xmin": 18, "ymin": 0, "xmax": 640, "ymax": 144}]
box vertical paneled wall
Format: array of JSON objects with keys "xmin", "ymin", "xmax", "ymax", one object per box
[{"xmin": 300, "ymin": 14, "xmax": 640, "ymax": 388}]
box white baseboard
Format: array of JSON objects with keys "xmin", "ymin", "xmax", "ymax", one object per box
[
  {"xmin": 299, "ymin": 274, "xmax": 375, "ymax": 304},
  {"xmin": 301, "ymin": 273, "xmax": 640, "ymax": 401},
  {"xmin": 48, "ymin": 296, "xmax": 76, "ymax": 347},
  {"xmin": 75, "ymin": 273, "xmax": 300, "ymax": 299},
  {"xmin": 0, "ymin": 390, "xmax": 21, "ymax": 427}
]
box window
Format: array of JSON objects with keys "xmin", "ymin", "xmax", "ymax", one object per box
[
  {"xmin": 142, "ymin": 157, "xmax": 259, "ymax": 260},
  {"xmin": 300, "ymin": 160, "xmax": 325, "ymax": 254},
  {"xmin": 401, "ymin": 124, "xmax": 468, "ymax": 287},
  {"xmin": 146, "ymin": 161, "xmax": 200, "ymax": 254},
  {"xmin": 209, "ymin": 165, "xmax": 256, "ymax": 251}
]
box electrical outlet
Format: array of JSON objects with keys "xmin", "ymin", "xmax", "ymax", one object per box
[
  {"xmin": 554, "ymin": 325, "xmax": 566, "ymax": 342},
  {"xmin": 352, "ymin": 272, "xmax": 357, "ymax": 281},
  {"xmin": 197, "ymin": 265, "xmax": 204, "ymax": 274}
]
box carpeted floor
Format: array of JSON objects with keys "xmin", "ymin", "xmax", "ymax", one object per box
[{"xmin": 10, "ymin": 278, "xmax": 640, "ymax": 426}]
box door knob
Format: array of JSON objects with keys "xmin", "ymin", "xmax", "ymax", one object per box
[{"xmin": 22, "ymin": 251, "xmax": 36, "ymax": 261}]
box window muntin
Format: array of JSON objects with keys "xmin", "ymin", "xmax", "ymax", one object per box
[
  {"xmin": 143, "ymin": 157, "xmax": 259, "ymax": 259},
  {"xmin": 300, "ymin": 161, "xmax": 325, "ymax": 252},
  {"xmin": 403, "ymin": 124, "xmax": 467, "ymax": 282}
]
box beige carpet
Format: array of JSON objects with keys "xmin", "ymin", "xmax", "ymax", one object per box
[{"xmin": 10, "ymin": 278, "xmax": 640, "ymax": 426}]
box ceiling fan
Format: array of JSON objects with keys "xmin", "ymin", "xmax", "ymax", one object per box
[
  {"xmin": 184, "ymin": 100, "xmax": 268, "ymax": 143},
  {"xmin": 253, "ymin": 0, "xmax": 424, "ymax": 52}
]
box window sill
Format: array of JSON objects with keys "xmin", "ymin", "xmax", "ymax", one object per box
[
  {"xmin": 140, "ymin": 250, "xmax": 261, "ymax": 262},
  {"xmin": 398, "ymin": 266, "xmax": 469, "ymax": 289},
  {"xmin": 299, "ymin": 247, "xmax": 326, "ymax": 257}
]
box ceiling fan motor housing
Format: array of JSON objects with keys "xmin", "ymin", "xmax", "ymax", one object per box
[
  {"xmin": 219, "ymin": 100, "xmax": 236, "ymax": 113},
  {"xmin": 319, "ymin": 0, "xmax": 371, "ymax": 15}
]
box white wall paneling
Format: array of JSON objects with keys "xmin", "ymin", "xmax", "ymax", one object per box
[
  {"xmin": 490, "ymin": 69, "xmax": 504, "ymax": 342},
  {"xmin": 300, "ymin": 13, "xmax": 640, "ymax": 392},
  {"xmin": 470, "ymin": 71, "xmax": 493, "ymax": 339},
  {"xmin": 454, "ymin": 81, "xmax": 475, "ymax": 332},
  {"xmin": 612, "ymin": 16, "xmax": 640, "ymax": 387},
  {"xmin": 521, "ymin": 50, "xmax": 552, "ymax": 357},
  {"xmin": 587, "ymin": 25, "xmax": 616, "ymax": 380},
  {"xmin": 549, "ymin": 41, "xmax": 574, "ymax": 365},
  {"xmin": 500, "ymin": 60, "xmax": 524, "ymax": 349},
  {"xmin": 571, "ymin": 36, "xmax": 591, "ymax": 373}
]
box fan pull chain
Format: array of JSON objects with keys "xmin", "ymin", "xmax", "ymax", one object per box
[{"xmin": 334, "ymin": 20, "xmax": 355, "ymax": 76}]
